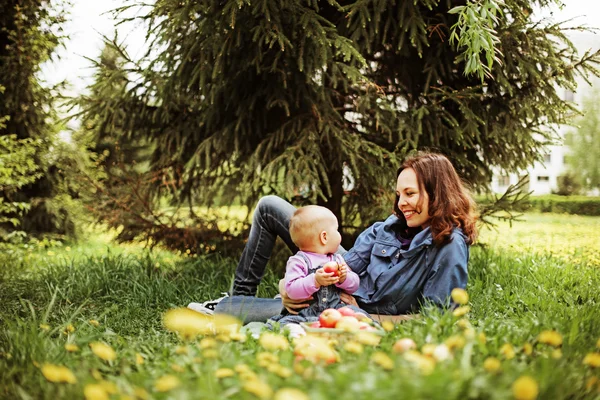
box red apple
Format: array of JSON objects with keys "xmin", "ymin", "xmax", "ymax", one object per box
[
  {"xmin": 322, "ymin": 261, "xmax": 339, "ymax": 277},
  {"xmin": 338, "ymin": 306, "xmax": 355, "ymax": 317},
  {"xmin": 319, "ymin": 308, "xmax": 342, "ymax": 328},
  {"xmin": 392, "ymin": 338, "xmax": 417, "ymax": 353},
  {"xmin": 335, "ymin": 316, "xmax": 361, "ymax": 332}
]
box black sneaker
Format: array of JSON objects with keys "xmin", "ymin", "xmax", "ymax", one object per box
[{"xmin": 187, "ymin": 293, "xmax": 229, "ymax": 315}]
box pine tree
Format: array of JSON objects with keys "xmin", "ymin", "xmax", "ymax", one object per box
[
  {"xmin": 78, "ymin": 0, "xmax": 600, "ymax": 244},
  {"xmin": 0, "ymin": 0, "xmax": 73, "ymax": 238}
]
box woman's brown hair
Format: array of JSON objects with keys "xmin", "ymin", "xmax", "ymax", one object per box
[{"xmin": 393, "ymin": 152, "xmax": 478, "ymax": 246}]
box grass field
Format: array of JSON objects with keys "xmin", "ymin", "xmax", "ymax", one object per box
[{"xmin": 0, "ymin": 213, "xmax": 599, "ymax": 399}]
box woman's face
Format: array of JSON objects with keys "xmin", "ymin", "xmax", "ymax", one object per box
[{"xmin": 396, "ymin": 168, "xmax": 430, "ymax": 228}]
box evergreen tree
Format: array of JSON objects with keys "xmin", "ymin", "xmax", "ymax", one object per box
[
  {"xmin": 0, "ymin": 0, "xmax": 73, "ymax": 238},
  {"xmin": 78, "ymin": 0, "xmax": 600, "ymax": 245},
  {"xmin": 565, "ymin": 85, "xmax": 600, "ymax": 191}
]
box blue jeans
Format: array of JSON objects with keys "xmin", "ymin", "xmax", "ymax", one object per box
[{"xmin": 214, "ymin": 195, "xmax": 346, "ymax": 323}]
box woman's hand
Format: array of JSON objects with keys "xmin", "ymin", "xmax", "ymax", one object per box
[
  {"xmin": 279, "ymin": 279, "xmax": 312, "ymax": 314},
  {"xmin": 340, "ymin": 292, "xmax": 358, "ymax": 307}
]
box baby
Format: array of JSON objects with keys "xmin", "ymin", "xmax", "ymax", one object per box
[{"xmin": 269, "ymin": 205, "xmax": 367, "ymax": 336}]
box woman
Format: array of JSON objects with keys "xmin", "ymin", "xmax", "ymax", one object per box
[{"xmin": 188, "ymin": 152, "xmax": 478, "ymax": 323}]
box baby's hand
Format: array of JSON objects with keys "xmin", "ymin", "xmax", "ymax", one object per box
[
  {"xmin": 315, "ymin": 268, "xmax": 339, "ymax": 287},
  {"xmin": 338, "ymin": 264, "xmax": 348, "ymax": 284}
]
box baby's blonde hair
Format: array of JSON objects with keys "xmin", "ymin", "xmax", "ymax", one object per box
[{"xmin": 289, "ymin": 205, "xmax": 336, "ymax": 250}]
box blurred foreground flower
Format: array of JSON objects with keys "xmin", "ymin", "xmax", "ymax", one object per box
[
  {"xmin": 64, "ymin": 343, "xmax": 79, "ymax": 352},
  {"xmin": 90, "ymin": 342, "xmax": 116, "ymax": 362},
  {"xmin": 583, "ymin": 352, "xmax": 600, "ymax": 368},
  {"xmin": 453, "ymin": 306, "xmax": 470, "ymax": 318},
  {"xmin": 483, "ymin": 357, "xmax": 501, "ymax": 373},
  {"xmin": 381, "ymin": 320, "xmax": 394, "ymax": 332},
  {"xmin": 154, "ymin": 375, "xmax": 181, "ymax": 392},
  {"xmin": 451, "ymin": 288, "xmax": 469, "ymax": 305},
  {"xmin": 260, "ymin": 332, "xmax": 289, "ymax": 351},
  {"xmin": 83, "ymin": 383, "xmax": 108, "ymax": 400},
  {"xmin": 163, "ymin": 308, "xmax": 212, "ymax": 339},
  {"xmin": 537, "ymin": 330, "xmax": 562, "ymax": 347},
  {"xmin": 215, "ymin": 368, "xmax": 235, "ymax": 379},
  {"xmin": 344, "ymin": 341, "xmax": 364, "ymax": 354},
  {"xmin": 41, "ymin": 364, "xmax": 77, "ymax": 384},
  {"xmin": 500, "ymin": 343, "xmax": 515, "ymax": 360},
  {"xmin": 371, "ymin": 351, "xmax": 394, "ymax": 370},
  {"xmin": 294, "ymin": 336, "xmax": 337, "ymax": 364},
  {"xmin": 39, "ymin": 324, "xmax": 50, "ymax": 331},
  {"xmin": 243, "ymin": 379, "xmax": 273, "ymax": 399},
  {"xmin": 89, "ymin": 319, "xmax": 100, "ymax": 327},
  {"xmin": 274, "ymin": 388, "xmax": 310, "ymax": 400},
  {"xmin": 355, "ymin": 332, "xmax": 381, "ymax": 346},
  {"xmin": 512, "ymin": 376, "xmax": 539, "ymax": 400},
  {"xmin": 136, "ymin": 353, "xmax": 144, "ymax": 365}
]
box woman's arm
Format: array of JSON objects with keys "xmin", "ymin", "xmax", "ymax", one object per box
[
  {"xmin": 422, "ymin": 233, "xmax": 469, "ymax": 308},
  {"xmin": 279, "ymin": 278, "xmax": 312, "ymax": 314},
  {"xmin": 343, "ymin": 221, "xmax": 383, "ymax": 275}
]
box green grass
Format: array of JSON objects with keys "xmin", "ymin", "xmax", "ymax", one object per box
[{"xmin": 1, "ymin": 213, "xmax": 599, "ymax": 399}]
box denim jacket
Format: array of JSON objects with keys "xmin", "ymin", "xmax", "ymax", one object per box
[{"xmin": 343, "ymin": 215, "xmax": 469, "ymax": 315}]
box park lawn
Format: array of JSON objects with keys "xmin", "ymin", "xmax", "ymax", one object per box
[{"xmin": 0, "ymin": 213, "xmax": 599, "ymax": 399}]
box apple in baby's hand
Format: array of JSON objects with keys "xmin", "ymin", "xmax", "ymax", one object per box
[
  {"xmin": 319, "ymin": 308, "xmax": 343, "ymax": 328},
  {"xmin": 338, "ymin": 306, "xmax": 355, "ymax": 317},
  {"xmin": 322, "ymin": 261, "xmax": 340, "ymax": 277},
  {"xmin": 335, "ymin": 316, "xmax": 361, "ymax": 332}
]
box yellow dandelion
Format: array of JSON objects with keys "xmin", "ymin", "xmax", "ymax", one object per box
[
  {"xmin": 500, "ymin": 343, "xmax": 515, "ymax": 360},
  {"xmin": 371, "ymin": 351, "xmax": 394, "ymax": 370},
  {"xmin": 381, "ymin": 320, "xmax": 395, "ymax": 332},
  {"xmin": 512, "ymin": 376, "xmax": 539, "ymax": 400},
  {"xmin": 344, "ymin": 341, "xmax": 364, "ymax": 354},
  {"xmin": 171, "ymin": 364, "xmax": 184, "ymax": 373},
  {"xmin": 202, "ymin": 349, "xmax": 219, "ymax": 359},
  {"xmin": 483, "ymin": 357, "xmax": 501, "ymax": 373},
  {"xmin": 199, "ymin": 338, "xmax": 217, "ymax": 349},
  {"xmin": 163, "ymin": 308, "xmax": 212, "ymax": 339},
  {"xmin": 135, "ymin": 353, "xmax": 144, "ymax": 365},
  {"xmin": 47, "ymin": 250, "xmax": 55, "ymax": 256},
  {"xmin": 456, "ymin": 319, "xmax": 471, "ymax": 330},
  {"xmin": 39, "ymin": 324, "xmax": 50, "ymax": 331},
  {"xmin": 293, "ymin": 336, "xmax": 337, "ymax": 364},
  {"xmin": 537, "ymin": 330, "xmax": 563, "ymax": 347},
  {"xmin": 551, "ymin": 349, "xmax": 562, "ymax": 359},
  {"xmin": 586, "ymin": 376, "xmax": 599, "ymax": 392},
  {"xmin": 445, "ymin": 335, "xmax": 466, "ymax": 351},
  {"xmin": 216, "ymin": 334, "xmax": 231, "ymax": 343},
  {"xmin": 583, "ymin": 352, "xmax": 600, "ymax": 368},
  {"xmin": 478, "ymin": 332, "xmax": 487, "ymax": 345},
  {"xmin": 89, "ymin": 319, "xmax": 100, "ymax": 327},
  {"xmin": 355, "ymin": 332, "xmax": 381, "ymax": 346},
  {"xmin": 523, "ymin": 343, "xmax": 533, "ymax": 356},
  {"xmin": 83, "ymin": 383, "xmax": 109, "ymax": 400},
  {"xmin": 257, "ymin": 352, "xmax": 279, "ymax": 367},
  {"xmin": 64, "ymin": 343, "xmax": 79, "ymax": 352},
  {"xmin": 65, "ymin": 246, "xmax": 71, "ymax": 252},
  {"xmin": 98, "ymin": 380, "xmax": 118, "ymax": 394},
  {"xmin": 230, "ymin": 332, "xmax": 247, "ymax": 342},
  {"xmin": 432, "ymin": 344, "xmax": 451, "ymax": 361},
  {"xmin": 215, "ymin": 368, "xmax": 235, "ymax": 379},
  {"xmin": 267, "ymin": 363, "xmax": 293, "ymax": 378},
  {"xmin": 243, "ymin": 379, "xmax": 273, "ymax": 399},
  {"xmin": 421, "ymin": 344, "xmax": 436, "ymax": 357},
  {"xmin": 91, "ymin": 369, "xmax": 103, "ymax": 380},
  {"xmin": 451, "ymin": 288, "xmax": 469, "ymax": 305},
  {"xmin": 64, "ymin": 324, "xmax": 75, "ymax": 334},
  {"xmin": 274, "ymin": 388, "xmax": 310, "ymax": 400},
  {"xmin": 133, "ymin": 387, "xmax": 149, "ymax": 400},
  {"xmin": 154, "ymin": 375, "xmax": 181, "ymax": 392},
  {"xmin": 175, "ymin": 345, "xmax": 188, "ymax": 355},
  {"xmin": 234, "ymin": 364, "xmax": 253, "ymax": 374},
  {"xmin": 452, "ymin": 306, "xmax": 470, "ymax": 318},
  {"xmin": 90, "ymin": 342, "xmax": 117, "ymax": 362},
  {"xmin": 212, "ymin": 314, "xmax": 243, "ymax": 336},
  {"xmin": 404, "ymin": 351, "xmax": 436, "ymax": 375},
  {"xmin": 259, "ymin": 332, "xmax": 289, "ymax": 351},
  {"xmin": 41, "ymin": 363, "xmax": 77, "ymax": 384}
]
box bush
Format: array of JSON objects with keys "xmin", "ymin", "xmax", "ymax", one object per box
[
  {"xmin": 527, "ymin": 195, "xmax": 600, "ymax": 216},
  {"xmin": 553, "ymin": 173, "xmax": 582, "ymax": 196}
]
